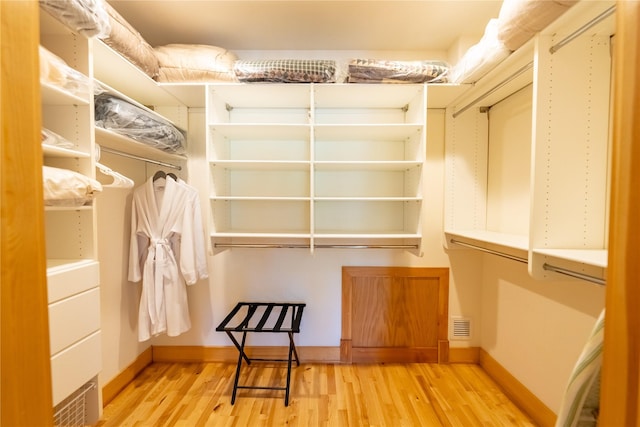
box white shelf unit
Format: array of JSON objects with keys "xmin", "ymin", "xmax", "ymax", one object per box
[
  {"xmin": 92, "ymin": 40, "xmax": 189, "ymax": 167},
  {"xmin": 207, "ymin": 83, "xmax": 426, "ymax": 253},
  {"xmin": 444, "ymin": 0, "xmax": 615, "ymax": 286},
  {"xmin": 528, "ymin": 3, "xmax": 614, "ymax": 285},
  {"xmin": 39, "ymin": 8, "xmax": 101, "ymax": 421}
]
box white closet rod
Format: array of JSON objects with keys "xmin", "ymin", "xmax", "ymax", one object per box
[
  {"xmin": 543, "ymin": 263, "xmax": 606, "ymax": 286},
  {"xmin": 451, "ymin": 62, "xmax": 533, "ymax": 118},
  {"xmin": 213, "ymin": 243, "xmax": 419, "ymax": 249},
  {"xmin": 549, "ymin": 5, "xmax": 616, "ymax": 54},
  {"xmin": 99, "ymin": 146, "xmax": 182, "ymax": 170},
  {"xmin": 449, "ymin": 239, "xmax": 528, "ymax": 264}
]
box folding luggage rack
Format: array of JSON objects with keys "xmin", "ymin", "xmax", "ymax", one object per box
[{"xmin": 216, "ymin": 302, "xmax": 306, "ymax": 406}]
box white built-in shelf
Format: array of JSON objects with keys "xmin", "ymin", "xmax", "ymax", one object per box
[
  {"xmin": 443, "ymin": 0, "xmax": 614, "ymax": 285},
  {"xmin": 314, "ymin": 161, "xmax": 422, "ymax": 171},
  {"xmin": 158, "ymin": 82, "xmax": 206, "ymax": 108},
  {"xmin": 42, "ymin": 145, "xmax": 91, "ymax": 159},
  {"xmin": 40, "ymin": 9, "xmax": 102, "ymax": 413},
  {"xmin": 41, "ymin": 83, "xmax": 90, "ymax": 106},
  {"xmin": 93, "ymin": 41, "xmax": 184, "ymax": 108},
  {"xmin": 427, "ymin": 83, "xmax": 472, "ymax": 108},
  {"xmin": 207, "ymin": 83, "xmax": 426, "ymax": 252},
  {"xmin": 166, "ymin": 82, "xmax": 472, "ymax": 110},
  {"xmin": 314, "ymin": 123, "xmax": 423, "ymax": 139},
  {"xmin": 44, "ymin": 205, "xmax": 94, "ymax": 212},
  {"xmin": 446, "ymin": 230, "xmax": 529, "ymax": 251},
  {"xmin": 95, "ymin": 127, "xmax": 186, "ymax": 163},
  {"xmin": 210, "ymin": 160, "xmax": 311, "ymax": 169},
  {"xmin": 533, "ymin": 249, "xmax": 608, "ymax": 269},
  {"xmin": 212, "ymin": 196, "xmax": 311, "ymax": 201},
  {"xmin": 46, "ymin": 258, "xmax": 99, "ymax": 272}
]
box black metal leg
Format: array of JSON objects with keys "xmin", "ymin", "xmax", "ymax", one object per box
[
  {"xmin": 231, "ymin": 331, "xmax": 248, "ymax": 405},
  {"xmin": 225, "ymin": 331, "xmax": 251, "ymax": 365},
  {"xmin": 289, "ymin": 331, "xmax": 300, "ymax": 366},
  {"xmin": 284, "ymin": 334, "xmax": 295, "ymax": 406}
]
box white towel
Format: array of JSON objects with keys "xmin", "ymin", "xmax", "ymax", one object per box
[{"xmin": 555, "ymin": 309, "xmax": 604, "ymax": 427}]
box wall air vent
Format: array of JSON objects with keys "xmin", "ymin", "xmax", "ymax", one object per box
[{"xmin": 451, "ymin": 316, "xmax": 472, "ymax": 340}]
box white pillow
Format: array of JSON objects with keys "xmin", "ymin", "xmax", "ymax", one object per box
[
  {"xmin": 43, "ymin": 166, "xmax": 103, "ymax": 207},
  {"xmin": 154, "ymin": 44, "xmax": 237, "ymax": 82}
]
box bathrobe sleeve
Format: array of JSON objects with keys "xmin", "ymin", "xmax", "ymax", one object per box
[{"xmin": 128, "ymin": 192, "xmax": 149, "ymax": 283}]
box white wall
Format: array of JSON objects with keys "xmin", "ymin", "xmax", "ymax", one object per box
[{"xmin": 481, "ymin": 255, "xmax": 605, "ymax": 413}]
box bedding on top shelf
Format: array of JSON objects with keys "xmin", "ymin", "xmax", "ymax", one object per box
[
  {"xmin": 347, "ymin": 59, "xmax": 449, "ymax": 83},
  {"xmin": 450, "ymin": 0, "xmax": 578, "ymax": 84},
  {"xmin": 98, "ymin": 1, "xmax": 160, "ymax": 80},
  {"xmin": 154, "ymin": 44, "xmax": 238, "ymax": 83},
  {"xmin": 234, "ymin": 59, "xmax": 337, "ymax": 83},
  {"xmin": 39, "ymin": 0, "xmax": 110, "ymax": 38},
  {"xmin": 449, "ymin": 19, "xmax": 511, "ymax": 84},
  {"xmin": 94, "ymin": 93, "xmax": 186, "ymax": 154},
  {"xmin": 497, "ymin": 0, "xmax": 578, "ymax": 51}
]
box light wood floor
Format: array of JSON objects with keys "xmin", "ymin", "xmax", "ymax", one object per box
[{"xmin": 96, "ymin": 362, "xmax": 536, "ymax": 426}]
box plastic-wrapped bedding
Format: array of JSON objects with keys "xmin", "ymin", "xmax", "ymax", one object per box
[
  {"xmin": 39, "ymin": 0, "xmax": 110, "ymax": 38},
  {"xmin": 40, "ymin": 46, "xmax": 93, "ymax": 99},
  {"xmin": 43, "ymin": 166, "xmax": 103, "ymax": 207},
  {"xmin": 99, "ymin": 1, "xmax": 160, "ymax": 80},
  {"xmin": 449, "ymin": 19, "xmax": 512, "ymax": 84},
  {"xmin": 497, "ymin": 0, "xmax": 578, "ymax": 51},
  {"xmin": 234, "ymin": 59, "xmax": 336, "ymax": 83},
  {"xmin": 95, "ymin": 94, "xmax": 186, "ymax": 154},
  {"xmin": 347, "ymin": 59, "xmax": 449, "ymax": 83}
]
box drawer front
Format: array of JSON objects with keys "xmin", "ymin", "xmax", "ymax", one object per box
[
  {"xmin": 51, "ymin": 330, "xmax": 101, "ymax": 406},
  {"xmin": 47, "ymin": 260, "xmax": 100, "ymax": 303},
  {"xmin": 49, "ymin": 287, "xmax": 100, "ymax": 355}
]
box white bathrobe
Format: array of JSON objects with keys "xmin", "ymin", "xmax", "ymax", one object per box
[{"xmin": 128, "ymin": 176, "xmax": 205, "ymax": 342}]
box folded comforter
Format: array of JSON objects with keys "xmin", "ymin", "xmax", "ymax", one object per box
[
  {"xmin": 449, "ymin": 19, "xmax": 511, "ymax": 84},
  {"xmin": 497, "ymin": 0, "xmax": 578, "ymax": 51},
  {"xmin": 347, "ymin": 59, "xmax": 449, "ymax": 84},
  {"xmin": 234, "ymin": 59, "xmax": 336, "ymax": 83}
]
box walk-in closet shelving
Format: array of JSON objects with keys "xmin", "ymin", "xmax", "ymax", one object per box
[
  {"xmin": 92, "ymin": 40, "xmax": 189, "ymax": 166},
  {"xmin": 528, "ymin": 2, "xmax": 614, "ymax": 284},
  {"xmin": 39, "ymin": 8, "xmax": 102, "ymax": 421},
  {"xmin": 207, "ymin": 83, "xmax": 426, "ymax": 253},
  {"xmin": 444, "ymin": 0, "xmax": 615, "ymax": 286}
]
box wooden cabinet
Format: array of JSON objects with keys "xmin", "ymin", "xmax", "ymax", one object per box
[
  {"xmin": 444, "ymin": 0, "xmax": 615, "ymax": 285},
  {"xmin": 207, "ymin": 83, "xmax": 427, "ymax": 253}
]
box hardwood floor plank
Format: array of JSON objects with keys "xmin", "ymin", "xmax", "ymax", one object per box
[{"xmin": 96, "ymin": 362, "xmax": 536, "ymax": 426}]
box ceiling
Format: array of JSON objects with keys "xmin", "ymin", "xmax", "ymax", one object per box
[{"xmin": 107, "ymin": 1, "xmax": 503, "ymax": 54}]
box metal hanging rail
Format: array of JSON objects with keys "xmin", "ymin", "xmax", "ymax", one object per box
[
  {"xmin": 452, "ymin": 62, "xmax": 533, "ymax": 118},
  {"xmin": 449, "ymin": 239, "xmax": 528, "ymax": 264},
  {"xmin": 543, "ymin": 263, "xmax": 606, "ymax": 286},
  {"xmin": 214, "ymin": 243, "xmax": 310, "ymax": 249},
  {"xmin": 213, "ymin": 243, "xmax": 420, "ymax": 249},
  {"xmin": 314, "ymin": 244, "xmax": 420, "ymax": 249},
  {"xmin": 99, "ymin": 146, "xmax": 182, "ymax": 170},
  {"xmin": 549, "ymin": 5, "xmax": 616, "ymax": 54}
]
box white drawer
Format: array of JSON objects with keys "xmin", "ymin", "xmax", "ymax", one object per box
[
  {"xmin": 51, "ymin": 330, "xmax": 101, "ymax": 406},
  {"xmin": 47, "ymin": 260, "xmax": 100, "ymax": 303},
  {"xmin": 49, "ymin": 287, "xmax": 100, "ymax": 356}
]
